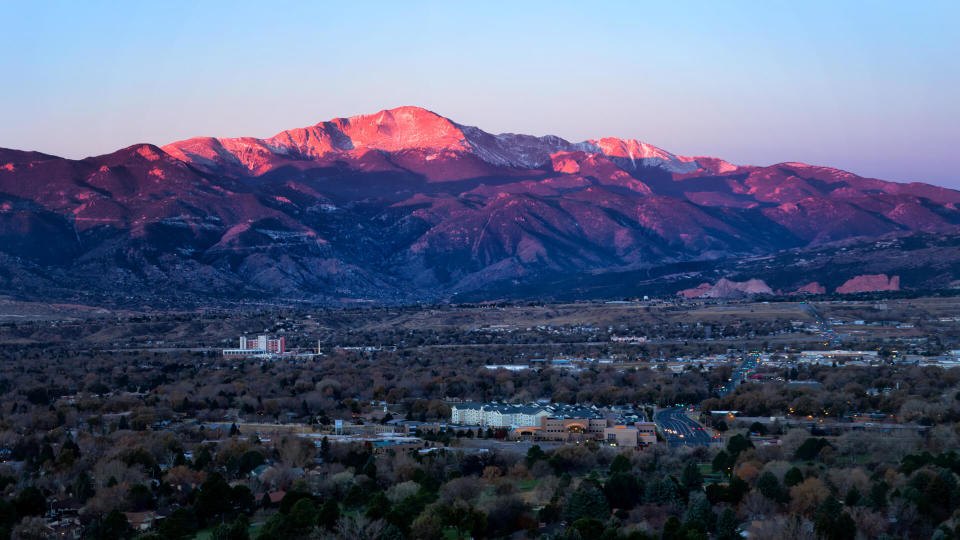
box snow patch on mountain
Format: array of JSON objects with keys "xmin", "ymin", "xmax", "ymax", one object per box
[{"xmin": 164, "ymin": 106, "xmax": 711, "ymax": 176}]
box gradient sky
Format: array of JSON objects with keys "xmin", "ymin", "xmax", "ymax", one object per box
[{"xmin": 1, "ymin": 1, "xmax": 957, "ymax": 187}]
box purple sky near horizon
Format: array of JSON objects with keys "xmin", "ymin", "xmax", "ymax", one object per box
[{"xmin": 0, "ymin": 1, "xmax": 957, "ymax": 187}]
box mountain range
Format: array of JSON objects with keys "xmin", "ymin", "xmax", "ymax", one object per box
[{"xmin": 2, "ymin": 105, "xmax": 959, "ymax": 308}]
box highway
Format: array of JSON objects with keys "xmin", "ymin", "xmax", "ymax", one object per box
[
  {"xmin": 654, "ymin": 407, "xmax": 716, "ymax": 447},
  {"xmin": 803, "ymin": 302, "xmax": 842, "ymax": 346},
  {"xmin": 717, "ymin": 352, "xmax": 759, "ymax": 397}
]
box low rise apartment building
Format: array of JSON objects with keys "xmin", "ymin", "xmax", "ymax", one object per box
[{"xmin": 450, "ymin": 402, "xmax": 550, "ymax": 427}]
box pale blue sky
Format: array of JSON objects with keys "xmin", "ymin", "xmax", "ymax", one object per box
[{"xmin": 1, "ymin": 1, "xmax": 957, "ymax": 187}]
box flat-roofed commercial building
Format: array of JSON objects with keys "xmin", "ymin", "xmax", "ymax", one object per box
[
  {"xmin": 603, "ymin": 423, "xmax": 657, "ymax": 447},
  {"xmin": 538, "ymin": 417, "xmax": 608, "ymax": 441},
  {"xmin": 453, "ymin": 402, "xmax": 656, "ymax": 446},
  {"xmin": 512, "ymin": 417, "xmax": 657, "ymax": 446},
  {"xmin": 223, "ymin": 335, "xmax": 285, "ymax": 357}
]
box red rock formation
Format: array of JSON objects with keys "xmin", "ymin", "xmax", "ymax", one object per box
[
  {"xmin": 678, "ymin": 278, "xmax": 773, "ymax": 299},
  {"xmin": 835, "ymin": 274, "xmax": 900, "ymax": 294},
  {"xmin": 794, "ymin": 282, "xmax": 827, "ymax": 294},
  {"xmin": 678, "ymin": 283, "xmax": 713, "ymax": 298}
]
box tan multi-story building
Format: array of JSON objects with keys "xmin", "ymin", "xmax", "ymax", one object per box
[
  {"xmin": 603, "ymin": 423, "xmax": 657, "ymax": 447},
  {"xmin": 514, "ymin": 417, "xmax": 657, "ymax": 447},
  {"xmin": 537, "ymin": 416, "xmax": 609, "ymax": 441}
]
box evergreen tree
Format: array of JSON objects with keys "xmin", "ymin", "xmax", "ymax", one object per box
[
  {"xmin": 705, "ymin": 483, "xmax": 726, "ymax": 505},
  {"xmin": 196, "ymin": 473, "xmax": 233, "ymax": 522},
  {"xmin": 231, "ymin": 485, "xmax": 257, "ymax": 515},
  {"xmin": 193, "ymin": 447, "xmax": 213, "ymax": 470},
  {"xmin": 127, "ymin": 483, "xmax": 155, "ymax": 511},
  {"xmin": 756, "ymin": 472, "xmax": 786, "ymax": 503},
  {"xmin": 158, "ymin": 508, "xmax": 198, "ymax": 540},
  {"xmin": 844, "ymin": 486, "xmax": 861, "ymax": 507},
  {"xmin": 361, "ymin": 456, "xmax": 377, "ymax": 478},
  {"xmin": 365, "ymin": 491, "xmax": 391, "ymax": 520},
  {"xmin": 685, "ymin": 493, "xmax": 717, "ymax": 533},
  {"xmin": 571, "ymin": 517, "xmax": 605, "ymax": 539},
  {"xmin": 783, "ymin": 467, "xmax": 803, "ymax": 487},
  {"xmin": 525, "ymin": 445, "xmax": 546, "ymax": 468},
  {"xmin": 564, "ymin": 481, "xmax": 609, "ymax": 522},
  {"xmin": 814, "ymin": 496, "xmax": 856, "ymax": 540},
  {"xmin": 255, "ymin": 512, "xmax": 290, "ymax": 540},
  {"xmin": 97, "ymin": 509, "xmax": 131, "ymax": 540},
  {"xmin": 288, "ymin": 498, "xmax": 319, "ymax": 534},
  {"xmin": 344, "ymin": 485, "xmax": 367, "ymax": 509},
  {"xmin": 237, "ymin": 450, "xmax": 265, "ymax": 476},
  {"xmin": 72, "ymin": 472, "xmax": 95, "ymax": 503},
  {"xmin": 715, "ymin": 507, "xmax": 740, "ymax": 540},
  {"xmin": 604, "ymin": 472, "xmax": 641, "ymax": 510},
  {"xmin": 795, "ymin": 437, "xmax": 831, "ymax": 461},
  {"xmin": 609, "ymin": 454, "xmax": 632, "ymax": 474},
  {"xmin": 211, "ymin": 515, "xmax": 250, "ymax": 540},
  {"xmin": 320, "ymin": 436, "xmax": 330, "ymax": 459},
  {"xmin": 712, "ymin": 450, "xmax": 732, "ymax": 476},
  {"xmin": 661, "ymin": 516, "xmax": 685, "ymax": 540},
  {"xmin": 644, "ymin": 477, "xmax": 681, "ymax": 505},
  {"xmin": 682, "ymin": 461, "xmax": 703, "ymax": 489},
  {"xmin": 278, "ymin": 490, "xmax": 315, "ymax": 514},
  {"xmin": 37, "ymin": 444, "xmax": 54, "ymax": 466},
  {"xmin": 868, "ymin": 480, "xmax": 889, "ymax": 510},
  {"xmin": 726, "ymin": 477, "xmax": 749, "ymax": 505},
  {"xmin": 61, "ymin": 438, "xmax": 81, "ymax": 459},
  {"xmin": 318, "ymin": 499, "xmax": 340, "ymax": 531},
  {"xmin": 726, "ymin": 434, "xmax": 753, "ymax": 457}
]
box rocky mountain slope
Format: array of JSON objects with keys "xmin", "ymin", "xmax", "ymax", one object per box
[{"xmin": 1, "ymin": 106, "xmax": 958, "ymax": 307}]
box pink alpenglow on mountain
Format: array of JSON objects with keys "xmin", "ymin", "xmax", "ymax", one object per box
[
  {"xmin": 160, "ymin": 106, "xmax": 718, "ymax": 181},
  {"xmin": 0, "ymin": 105, "xmax": 959, "ymax": 305},
  {"xmin": 835, "ymin": 274, "xmax": 901, "ymax": 294}
]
